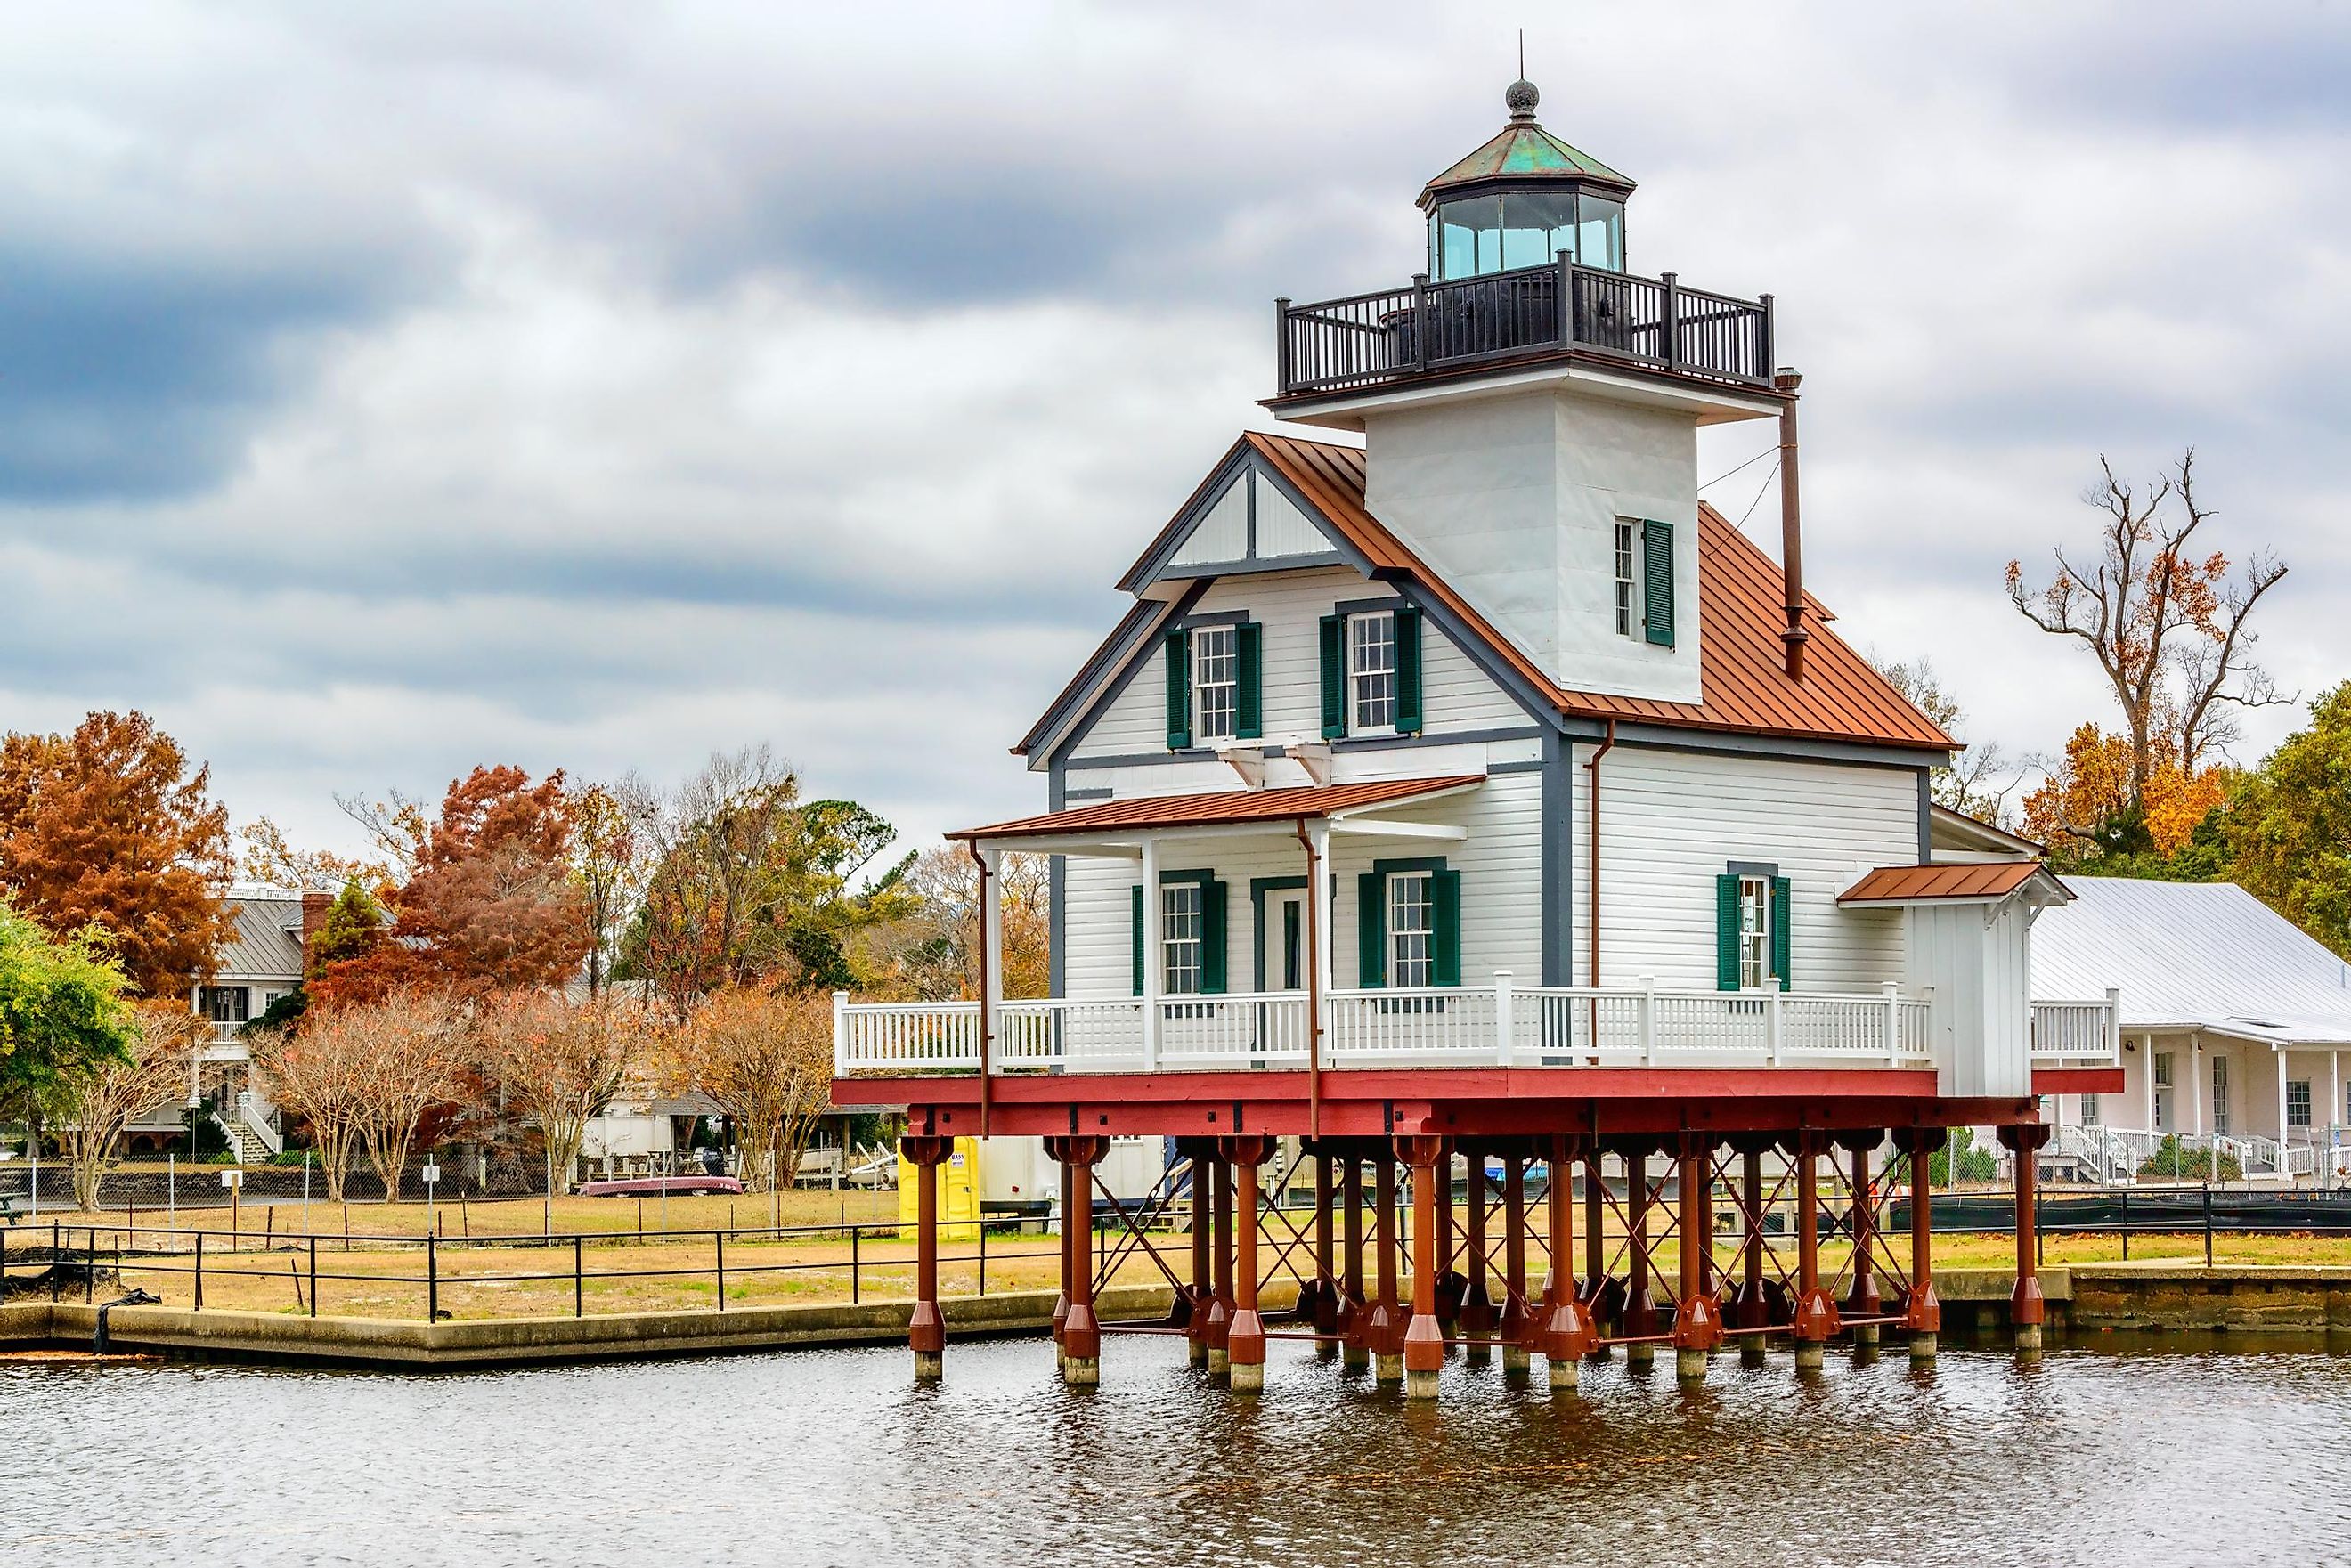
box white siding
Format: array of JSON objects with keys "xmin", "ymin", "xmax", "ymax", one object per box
[
  {"xmin": 1061, "ymin": 567, "xmax": 1533, "ymax": 761},
  {"xmin": 1572, "ymin": 744, "xmax": 1913, "ymax": 991},
  {"xmin": 1254, "ymin": 477, "xmax": 1326, "ymax": 558},
  {"xmin": 1908, "ymin": 900, "xmax": 2032, "ymax": 1098},
  {"xmin": 1171, "ymin": 474, "xmax": 1248, "ymax": 566}
]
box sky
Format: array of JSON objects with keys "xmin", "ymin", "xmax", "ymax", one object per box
[{"xmin": 5, "ymin": 1, "xmax": 2349, "ymax": 868}]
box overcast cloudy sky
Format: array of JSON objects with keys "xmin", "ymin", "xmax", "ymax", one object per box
[{"xmin": 6, "ymin": 1, "xmax": 2347, "ymax": 864}]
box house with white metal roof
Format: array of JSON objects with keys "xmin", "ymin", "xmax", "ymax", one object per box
[{"xmin": 2031, "ymin": 878, "xmax": 2351, "ymax": 1181}]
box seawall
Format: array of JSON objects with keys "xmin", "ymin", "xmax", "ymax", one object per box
[{"xmin": 10, "ymin": 1268, "xmax": 2351, "ymax": 1369}]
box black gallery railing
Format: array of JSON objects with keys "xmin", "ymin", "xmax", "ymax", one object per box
[{"xmin": 1275, "ymin": 260, "xmax": 1774, "ymax": 397}]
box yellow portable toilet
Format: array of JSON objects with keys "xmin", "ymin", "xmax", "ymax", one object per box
[{"xmin": 898, "ymin": 1136, "xmax": 982, "ymax": 1242}]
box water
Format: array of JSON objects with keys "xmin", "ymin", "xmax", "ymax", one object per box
[{"xmin": 9, "ymin": 1335, "xmax": 2349, "ymax": 1566}]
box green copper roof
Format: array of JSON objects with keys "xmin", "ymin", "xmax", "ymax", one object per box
[{"xmin": 1417, "ymin": 83, "xmax": 1634, "ymax": 208}]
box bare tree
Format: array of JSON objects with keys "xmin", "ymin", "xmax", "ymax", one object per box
[
  {"xmin": 633, "ymin": 748, "xmax": 803, "ymax": 1022},
  {"xmin": 653, "ymin": 987, "xmax": 833, "ymax": 1191},
  {"xmin": 50, "ymin": 1003, "xmax": 205, "ymax": 1211},
  {"xmin": 478, "ymin": 989, "xmax": 645, "ymax": 1190},
  {"xmin": 2006, "ymin": 450, "xmax": 2289, "ymax": 801},
  {"xmin": 567, "ymin": 776, "xmax": 655, "ymax": 998},
  {"xmin": 252, "ymin": 1016, "xmax": 371, "ymax": 1203},
  {"xmin": 868, "ymin": 844, "xmax": 1053, "ymax": 1001},
  {"xmin": 348, "ymin": 989, "xmax": 466, "ymax": 1203},
  {"xmin": 1871, "ymin": 656, "xmax": 2025, "ymax": 827}
]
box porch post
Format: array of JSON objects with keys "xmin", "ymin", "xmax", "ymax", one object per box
[
  {"xmin": 1140, "ymin": 836, "xmax": 1163, "ymax": 1072},
  {"xmin": 1369, "ymin": 1147, "xmax": 1404, "ymax": 1383},
  {"xmin": 900, "ymin": 1134, "xmax": 955, "ymax": 1381},
  {"xmin": 1061, "ymin": 1136, "xmax": 1108, "ymax": 1385},
  {"xmin": 978, "ymin": 844, "xmax": 1003, "ymax": 1133},
  {"xmin": 1224, "ymin": 1135, "xmax": 1273, "ymax": 1392},
  {"xmin": 1999, "ymin": 1122, "xmax": 2052, "ymax": 1352},
  {"xmin": 1498, "ymin": 1149, "xmax": 1531, "ymax": 1377},
  {"xmin": 1903, "ymin": 1128, "xmax": 1940, "ymax": 1361},
  {"xmin": 2189, "ymin": 1033, "xmax": 2204, "ymax": 1138},
  {"xmin": 1208, "ymin": 1152, "xmax": 1234, "ymax": 1376},
  {"xmin": 2278, "ymin": 1044, "xmax": 2290, "ymax": 1150},
  {"xmin": 1046, "ymin": 1135, "xmax": 1070, "ymax": 1369},
  {"xmin": 1400, "ymin": 1135, "xmax": 1446, "ymax": 1400}
]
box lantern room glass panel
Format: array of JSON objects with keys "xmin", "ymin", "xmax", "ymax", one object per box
[{"xmin": 1577, "ymin": 194, "xmax": 1625, "ymax": 272}]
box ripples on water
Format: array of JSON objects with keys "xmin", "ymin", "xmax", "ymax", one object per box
[{"xmin": 8, "ymin": 1335, "xmax": 2349, "ymax": 1566}]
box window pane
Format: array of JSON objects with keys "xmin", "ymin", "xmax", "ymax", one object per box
[
  {"xmin": 2290, "ymin": 1080, "xmax": 2312, "ymax": 1127},
  {"xmin": 1348, "ymin": 611, "xmax": 1397, "ymax": 731},
  {"xmin": 1577, "ymin": 195, "xmax": 1624, "ymax": 272},
  {"xmin": 1192, "ymin": 626, "xmax": 1236, "ymax": 743},
  {"xmin": 1614, "ymin": 520, "xmax": 1638, "ymax": 638},
  {"xmin": 1436, "ymin": 198, "xmax": 1500, "ymax": 280},
  {"xmin": 1499, "ymin": 191, "xmax": 1576, "ymax": 271},
  {"xmin": 1388, "ymin": 872, "xmax": 1433, "ymax": 988},
  {"xmin": 1162, "ymin": 884, "xmax": 1202, "ymax": 995},
  {"xmin": 1738, "ymin": 877, "xmax": 1769, "ymax": 990}
]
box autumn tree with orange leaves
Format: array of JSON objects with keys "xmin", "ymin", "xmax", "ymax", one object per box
[
  {"xmin": 2007, "ymin": 451, "xmax": 2288, "ymax": 850},
  {"xmin": 313, "ymin": 766, "xmax": 590, "ymax": 1005},
  {"xmin": 0, "ymin": 711, "xmax": 236, "ymax": 995}
]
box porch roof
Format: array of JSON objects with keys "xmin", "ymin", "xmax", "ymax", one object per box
[
  {"xmin": 952, "ymin": 775, "xmax": 1485, "ymax": 842},
  {"xmin": 1836, "ymin": 860, "xmax": 2067, "ymax": 907}
]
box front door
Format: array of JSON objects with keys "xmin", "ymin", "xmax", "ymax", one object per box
[{"xmin": 1263, "ymin": 890, "xmax": 1306, "ymax": 992}]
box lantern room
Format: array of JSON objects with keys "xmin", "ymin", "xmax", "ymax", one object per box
[{"xmin": 1419, "ymin": 78, "xmax": 1631, "ymax": 280}]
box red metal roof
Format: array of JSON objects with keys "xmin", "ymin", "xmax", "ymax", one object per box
[
  {"xmin": 1245, "ymin": 433, "xmax": 1956, "ymax": 752},
  {"xmin": 1836, "ymin": 862, "xmax": 2051, "ymax": 905},
  {"xmin": 956, "ymin": 776, "xmax": 1485, "ymax": 841}
]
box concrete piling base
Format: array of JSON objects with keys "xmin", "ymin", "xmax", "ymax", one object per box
[
  {"xmin": 2015, "ymin": 1324, "xmax": 2044, "ymax": 1353},
  {"xmin": 1501, "ymin": 1345, "xmax": 1530, "ymax": 1377},
  {"xmin": 1404, "ymin": 1369, "xmax": 1440, "ymax": 1401},
  {"xmin": 1465, "ymin": 1342, "xmax": 1491, "ymax": 1366},
  {"xmin": 915, "ymin": 1351, "xmax": 944, "ymax": 1381},
  {"xmin": 1229, "ymin": 1361, "xmax": 1264, "ymax": 1393},
  {"xmin": 1546, "ymin": 1356, "xmax": 1579, "ymax": 1392},
  {"xmin": 1853, "ymin": 1323, "xmax": 1880, "ymax": 1347},
  {"xmin": 1676, "ymin": 1346, "xmax": 1707, "ymax": 1382},
  {"xmin": 1624, "ymin": 1343, "xmax": 1655, "ymax": 1371},
  {"xmin": 1375, "ymin": 1353, "xmax": 1403, "ymax": 1384},
  {"xmin": 1851, "ymin": 1340, "xmax": 1880, "ymax": 1368},
  {"xmin": 1793, "ymin": 1341, "xmax": 1825, "ymax": 1373},
  {"xmin": 1343, "ymin": 1344, "xmax": 1370, "ymax": 1372},
  {"xmin": 1187, "ymin": 1342, "xmax": 1208, "ymax": 1369},
  {"xmin": 1908, "ymin": 1332, "xmax": 1937, "ymax": 1362},
  {"xmin": 1062, "ymin": 1357, "xmax": 1099, "ymax": 1386},
  {"xmin": 1208, "ymin": 1348, "xmax": 1229, "ymax": 1377},
  {"xmin": 1739, "ymin": 1337, "xmax": 1768, "ymax": 1368}
]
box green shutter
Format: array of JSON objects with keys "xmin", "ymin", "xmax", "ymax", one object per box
[
  {"xmin": 1770, "ymin": 876, "xmax": 1792, "ymax": 993},
  {"xmin": 1164, "ymin": 629, "xmax": 1192, "ymax": 749},
  {"xmin": 1235, "ymin": 622, "xmax": 1262, "ymax": 740},
  {"xmin": 1131, "ymin": 884, "xmax": 1145, "ymax": 996},
  {"xmin": 1394, "ymin": 605, "xmax": 1423, "ymax": 734},
  {"xmin": 1430, "ymin": 868, "xmax": 1460, "ymax": 987},
  {"xmin": 1357, "ymin": 871, "xmax": 1386, "ymax": 987},
  {"xmin": 1201, "ymin": 878, "xmax": 1228, "ymax": 995},
  {"xmin": 1643, "ymin": 520, "xmax": 1676, "ymax": 647},
  {"xmin": 1714, "ymin": 873, "xmax": 1742, "ymax": 992},
  {"xmin": 1319, "ymin": 614, "xmax": 1346, "ymax": 739}
]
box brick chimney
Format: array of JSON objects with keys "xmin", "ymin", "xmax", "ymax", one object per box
[{"xmin": 301, "ymin": 890, "xmax": 333, "ymax": 958}]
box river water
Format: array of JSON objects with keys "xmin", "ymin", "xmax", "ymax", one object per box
[{"xmin": 9, "ymin": 1333, "xmax": 2347, "ymax": 1566}]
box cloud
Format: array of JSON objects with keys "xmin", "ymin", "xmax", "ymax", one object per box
[{"xmin": 1, "ymin": 0, "xmax": 2347, "ymax": 863}]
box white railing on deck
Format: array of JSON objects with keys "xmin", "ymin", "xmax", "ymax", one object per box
[
  {"xmin": 834, "ymin": 976, "xmax": 1956, "ymax": 1075},
  {"xmin": 2031, "ymin": 992, "xmax": 2123, "ymax": 1065}
]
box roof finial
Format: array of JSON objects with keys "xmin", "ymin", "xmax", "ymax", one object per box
[{"xmin": 1506, "ymin": 33, "xmax": 1539, "ymax": 123}]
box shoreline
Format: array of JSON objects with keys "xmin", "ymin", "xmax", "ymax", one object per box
[{"xmin": 9, "ymin": 1265, "xmax": 2351, "ymax": 1371}]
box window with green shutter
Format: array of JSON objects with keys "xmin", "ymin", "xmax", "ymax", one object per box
[
  {"xmin": 1164, "ymin": 628, "xmax": 1192, "ymax": 749},
  {"xmin": 1359, "ymin": 858, "xmax": 1460, "ymax": 988},
  {"xmin": 1715, "ymin": 867, "xmax": 1789, "ymax": 992},
  {"xmin": 1318, "ymin": 614, "xmax": 1346, "ymax": 738},
  {"xmin": 1134, "ymin": 873, "xmax": 1228, "ymax": 996},
  {"xmin": 1641, "ymin": 519, "xmax": 1675, "ymax": 647}
]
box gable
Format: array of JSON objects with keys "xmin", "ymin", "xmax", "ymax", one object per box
[{"xmin": 1120, "ymin": 441, "xmax": 1353, "ymax": 590}]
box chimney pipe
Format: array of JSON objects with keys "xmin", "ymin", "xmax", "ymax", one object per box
[{"xmin": 1774, "ymin": 367, "xmax": 1808, "ymax": 680}]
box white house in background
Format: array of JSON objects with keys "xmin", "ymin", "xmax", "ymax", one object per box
[
  {"xmin": 2033, "ymin": 878, "xmax": 2351, "ymax": 1182},
  {"xmin": 125, "ymin": 888, "xmax": 322, "ymax": 1157}
]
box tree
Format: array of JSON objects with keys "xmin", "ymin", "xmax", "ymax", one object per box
[
  {"xmin": 477, "ymin": 989, "xmax": 644, "ymax": 1190},
  {"xmin": 870, "ymin": 844, "xmax": 1052, "ymax": 1001},
  {"xmin": 0, "ymin": 711, "xmax": 235, "ymax": 995},
  {"xmin": 2006, "ymin": 451, "xmax": 2288, "ymax": 811},
  {"xmin": 348, "ymin": 989, "xmax": 466, "ymax": 1204},
  {"xmin": 309, "ymin": 881, "xmax": 388, "ymax": 978},
  {"xmin": 1871, "ymin": 657, "xmax": 2020, "ymax": 825},
  {"xmin": 2022, "ymin": 722, "xmax": 2232, "ymax": 869},
  {"xmin": 0, "ymin": 894, "xmax": 137, "ymax": 1108},
  {"xmin": 568, "ymin": 777, "xmax": 653, "ymax": 998},
  {"xmin": 622, "ymin": 749, "xmax": 914, "ymax": 1020},
  {"xmin": 50, "ymin": 1002, "xmax": 205, "ymax": 1210},
  {"xmin": 314, "ymin": 767, "xmax": 590, "ymax": 1005},
  {"xmin": 237, "ymin": 816, "xmax": 395, "ymax": 897},
  {"xmin": 653, "ymin": 987, "xmax": 834, "ymax": 1191},
  {"xmin": 251, "ymin": 1016, "xmax": 370, "ymax": 1203},
  {"xmin": 2224, "ymin": 683, "xmax": 2351, "ymax": 958}
]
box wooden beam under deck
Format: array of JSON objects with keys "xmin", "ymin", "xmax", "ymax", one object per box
[{"xmin": 842, "ymin": 1066, "xmax": 2119, "ymax": 1141}]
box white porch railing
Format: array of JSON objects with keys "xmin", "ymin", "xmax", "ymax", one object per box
[
  {"xmin": 236, "ymin": 1090, "xmax": 284, "ymax": 1158},
  {"xmin": 835, "ymin": 977, "xmax": 1967, "ymax": 1075},
  {"xmin": 2030, "ymin": 994, "xmax": 2123, "ymax": 1066}
]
